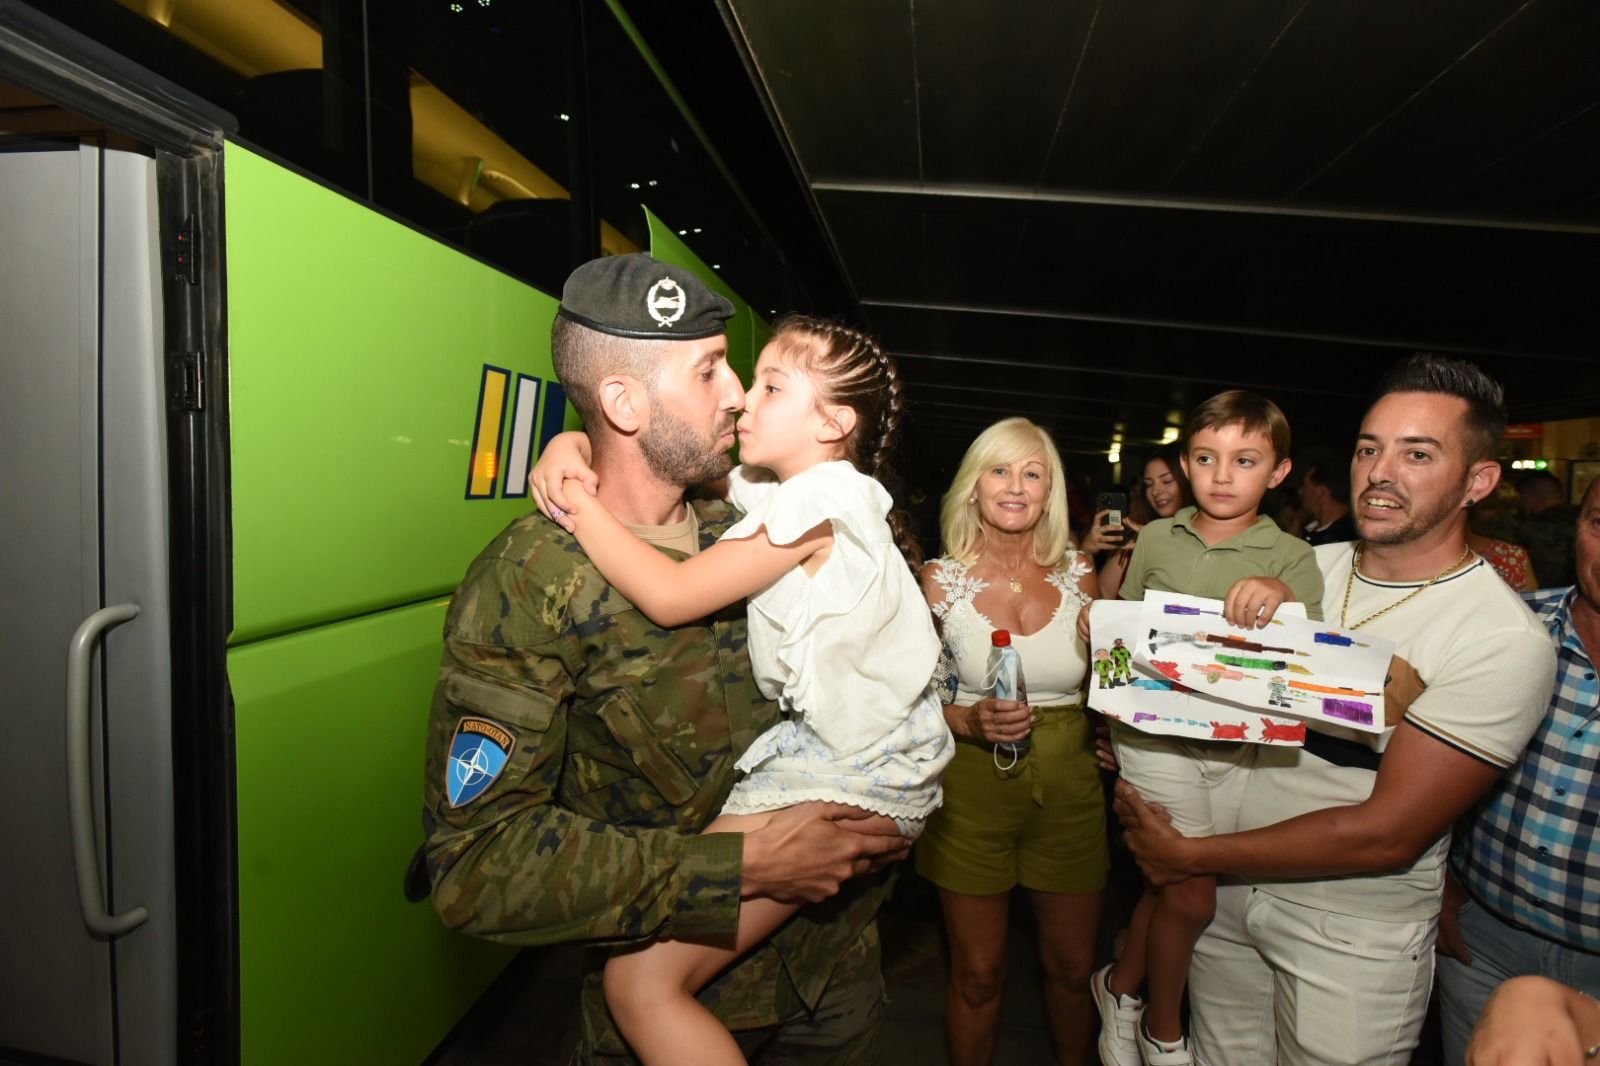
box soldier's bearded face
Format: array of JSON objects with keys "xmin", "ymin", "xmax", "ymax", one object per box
[
  {"xmin": 640, "ymin": 403, "xmax": 736, "ymax": 486},
  {"xmin": 636, "ymin": 334, "xmax": 743, "ymax": 487}
]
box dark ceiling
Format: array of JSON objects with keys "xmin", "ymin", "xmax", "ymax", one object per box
[{"xmin": 712, "ymin": 0, "xmax": 1600, "ymax": 488}]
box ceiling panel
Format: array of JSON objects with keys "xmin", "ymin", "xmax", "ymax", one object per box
[
  {"xmin": 722, "ymin": 0, "xmax": 1600, "ymax": 491},
  {"xmin": 735, "ymin": 1, "xmax": 921, "ymax": 182},
  {"xmin": 913, "ymin": 0, "xmax": 1098, "ymax": 184},
  {"xmin": 1155, "ymin": 0, "xmax": 1533, "ymax": 202},
  {"xmin": 1295, "ymin": 0, "xmax": 1600, "ymax": 209}
]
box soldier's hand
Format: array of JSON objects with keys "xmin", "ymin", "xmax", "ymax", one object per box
[{"xmin": 740, "ymin": 802, "xmax": 908, "ymax": 903}]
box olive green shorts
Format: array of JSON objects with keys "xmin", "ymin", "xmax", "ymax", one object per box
[{"xmin": 914, "ymin": 704, "xmax": 1110, "ymax": 896}]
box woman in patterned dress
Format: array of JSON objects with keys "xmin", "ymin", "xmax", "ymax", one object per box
[{"xmin": 916, "ymin": 417, "xmax": 1109, "ymax": 1066}]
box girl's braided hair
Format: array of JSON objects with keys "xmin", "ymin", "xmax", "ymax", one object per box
[{"xmin": 765, "ymin": 314, "xmax": 922, "ymax": 569}]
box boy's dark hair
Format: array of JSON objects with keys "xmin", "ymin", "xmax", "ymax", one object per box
[
  {"xmin": 1185, "ymin": 390, "xmax": 1291, "ymax": 462},
  {"xmin": 1373, "ymin": 354, "xmax": 1505, "ymax": 464}
]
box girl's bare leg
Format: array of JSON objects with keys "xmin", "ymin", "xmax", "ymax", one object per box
[{"xmin": 604, "ymin": 807, "xmax": 899, "ymax": 1066}]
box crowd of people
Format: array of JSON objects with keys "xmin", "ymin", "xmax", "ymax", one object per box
[{"xmin": 420, "ymin": 252, "xmax": 1595, "ymax": 1066}]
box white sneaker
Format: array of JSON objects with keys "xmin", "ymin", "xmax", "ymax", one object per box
[
  {"xmin": 1136, "ymin": 1017, "xmax": 1194, "ymax": 1066},
  {"xmin": 1090, "ymin": 964, "xmax": 1143, "ymax": 1066}
]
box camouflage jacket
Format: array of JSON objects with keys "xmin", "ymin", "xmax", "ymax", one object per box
[{"xmin": 423, "ymin": 499, "xmax": 885, "ymax": 1053}]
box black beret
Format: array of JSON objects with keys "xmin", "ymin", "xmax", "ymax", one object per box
[{"xmin": 557, "ymin": 253, "xmax": 735, "ymax": 340}]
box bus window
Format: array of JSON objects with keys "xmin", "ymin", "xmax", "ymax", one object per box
[
  {"xmin": 584, "ymin": 4, "xmax": 785, "ymax": 321},
  {"xmin": 374, "ymin": 1, "xmax": 588, "ymax": 290}
]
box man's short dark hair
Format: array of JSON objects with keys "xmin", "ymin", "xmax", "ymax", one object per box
[
  {"xmin": 1297, "ymin": 447, "xmax": 1351, "ymax": 503},
  {"xmin": 550, "ymin": 315, "xmax": 664, "ymax": 427},
  {"xmin": 1373, "ymin": 354, "xmax": 1505, "ymax": 464}
]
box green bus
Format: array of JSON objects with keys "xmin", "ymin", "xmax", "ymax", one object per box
[{"xmin": 0, "ymin": 2, "xmax": 834, "ymax": 1061}]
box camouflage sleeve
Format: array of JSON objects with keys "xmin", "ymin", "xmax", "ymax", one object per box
[{"xmin": 423, "ymin": 561, "xmax": 743, "ymax": 947}]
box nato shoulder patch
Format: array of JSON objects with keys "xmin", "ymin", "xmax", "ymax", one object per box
[{"xmin": 447, "ymin": 717, "xmax": 517, "ymax": 808}]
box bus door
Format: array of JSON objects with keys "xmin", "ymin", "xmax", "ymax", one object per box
[{"xmin": 0, "ymin": 139, "xmax": 178, "ymax": 1065}]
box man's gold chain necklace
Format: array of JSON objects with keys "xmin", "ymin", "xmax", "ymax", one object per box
[{"xmin": 1339, "ymin": 542, "xmax": 1475, "ymax": 630}]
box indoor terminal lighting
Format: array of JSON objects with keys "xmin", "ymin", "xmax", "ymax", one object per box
[
  {"xmin": 648, "ymin": 180, "xmax": 658, "ymax": 187},
  {"xmin": 557, "ymin": 113, "xmax": 570, "ymax": 122},
  {"xmin": 1108, "ymin": 449, "xmax": 1121, "ymax": 464},
  {"xmin": 678, "ymin": 229, "xmax": 687, "ymax": 235},
  {"xmin": 630, "ymin": 182, "xmax": 640, "ymax": 189},
  {"xmin": 1161, "ymin": 425, "xmax": 1180, "ymax": 443}
]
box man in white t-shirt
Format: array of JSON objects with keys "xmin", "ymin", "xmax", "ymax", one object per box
[{"xmin": 1115, "ymin": 354, "xmax": 1557, "ymax": 1066}]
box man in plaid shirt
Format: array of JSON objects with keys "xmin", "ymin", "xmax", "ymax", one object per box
[{"xmin": 1439, "ymin": 475, "xmax": 1600, "ymax": 1064}]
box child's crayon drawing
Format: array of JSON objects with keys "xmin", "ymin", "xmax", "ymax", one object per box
[{"xmin": 1088, "ymin": 592, "xmax": 1393, "ymax": 739}]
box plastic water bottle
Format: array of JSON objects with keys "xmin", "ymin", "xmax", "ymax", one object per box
[{"xmin": 988, "ymin": 629, "xmax": 1029, "ymax": 762}]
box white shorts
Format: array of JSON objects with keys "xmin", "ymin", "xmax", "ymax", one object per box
[
  {"xmin": 1109, "ymin": 721, "xmax": 1251, "ymax": 837},
  {"xmin": 1189, "ymin": 885, "xmax": 1435, "ymax": 1066}
]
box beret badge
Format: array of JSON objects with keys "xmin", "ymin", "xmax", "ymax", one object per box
[{"xmin": 646, "ymin": 277, "xmax": 686, "ymax": 328}]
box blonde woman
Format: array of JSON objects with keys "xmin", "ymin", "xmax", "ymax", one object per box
[{"xmin": 918, "ymin": 417, "xmax": 1108, "ymax": 1066}]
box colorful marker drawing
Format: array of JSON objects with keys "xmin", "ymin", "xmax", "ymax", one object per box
[
  {"xmin": 1089, "ymin": 599, "xmax": 1311, "ymax": 746},
  {"xmin": 1089, "ymin": 592, "xmax": 1393, "ymax": 741}
]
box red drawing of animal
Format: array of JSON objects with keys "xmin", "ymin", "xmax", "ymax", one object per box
[
  {"xmin": 1260, "ymin": 719, "xmax": 1306, "ymax": 744},
  {"xmin": 1209, "ymin": 721, "xmax": 1249, "ymax": 740}
]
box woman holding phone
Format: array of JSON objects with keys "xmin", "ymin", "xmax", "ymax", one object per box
[{"xmin": 1079, "ymin": 442, "xmax": 1190, "ymax": 598}]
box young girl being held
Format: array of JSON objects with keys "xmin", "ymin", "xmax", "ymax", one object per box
[{"xmin": 532, "ymin": 315, "xmax": 953, "ymax": 1066}]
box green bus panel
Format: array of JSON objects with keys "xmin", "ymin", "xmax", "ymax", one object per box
[
  {"xmin": 225, "ymin": 142, "xmax": 560, "ymax": 646},
  {"xmin": 646, "ymin": 207, "xmax": 770, "ymax": 384},
  {"xmin": 230, "ymin": 598, "xmax": 513, "ymax": 1065}
]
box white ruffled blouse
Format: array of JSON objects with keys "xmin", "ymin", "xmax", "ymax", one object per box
[{"xmin": 717, "ymin": 461, "xmax": 954, "ymax": 823}]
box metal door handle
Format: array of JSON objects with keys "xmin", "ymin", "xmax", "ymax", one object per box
[{"xmin": 65, "ymin": 603, "xmax": 149, "ymax": 938}]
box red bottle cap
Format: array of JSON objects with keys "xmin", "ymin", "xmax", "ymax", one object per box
[{"xmin": 991, "ymin": 630, "xmax": 1012, "ymax": 647}]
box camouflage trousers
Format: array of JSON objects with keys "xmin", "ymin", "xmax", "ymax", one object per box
[{"xmin": 576, "ymin": 968, "xmax": 885, "ymax": 1066}]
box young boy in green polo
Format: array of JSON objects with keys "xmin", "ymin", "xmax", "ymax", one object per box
[{"xmin": 1087, "ymin": 391, "xmax": 1324, "ymax": 1066}]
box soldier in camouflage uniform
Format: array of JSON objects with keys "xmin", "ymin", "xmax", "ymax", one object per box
[{"xmin": 423, "ymin": 253, "xmax": 903, "ymax": 1064}]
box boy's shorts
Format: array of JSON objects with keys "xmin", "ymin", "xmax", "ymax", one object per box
[{"xmin": 1109, "ymin": 721, "xmax": 1253, "ymax": 837}]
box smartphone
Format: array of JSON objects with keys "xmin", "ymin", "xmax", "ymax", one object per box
[{"xmin": 1096, "ymin": 492, "xmax": 1128, "ymax": 529}]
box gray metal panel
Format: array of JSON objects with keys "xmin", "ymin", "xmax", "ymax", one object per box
[
  {"xmin": 0, "ymin": 145, "xmax": 111, "ymax": 1064},
  {"xmin": 100, "ymin": 147, "xmax": 177, "ymax": 1066}
]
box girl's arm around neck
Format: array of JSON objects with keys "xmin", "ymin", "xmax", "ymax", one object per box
[{"xmin": 571, "ymin": 494, "xmax": 831, "ymax": 626}]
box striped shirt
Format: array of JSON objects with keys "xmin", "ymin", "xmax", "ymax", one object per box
[{"xmin": 1455, "ymin": 586, "xmax": 1600, "ymax": 950}]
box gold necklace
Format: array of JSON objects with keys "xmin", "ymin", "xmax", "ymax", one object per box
[
  {"xmin": 987, "ymin": 557, "xmax": 1028, "ymax": 594},
  {"xmin": 1340, "ymin": 542, "xmax": 1474, "ymax": 630}
]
